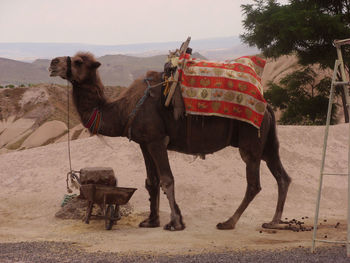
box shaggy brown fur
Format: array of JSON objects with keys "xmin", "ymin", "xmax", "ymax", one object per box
[{"xmin": 49, "ymin": 52, "xmax": 291, "ymax": 231}]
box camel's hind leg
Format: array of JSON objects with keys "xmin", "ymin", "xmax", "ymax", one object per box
[
  {"xmin": 261, "ymin": 104, "xmax": 291, "ymax": 229},
  {"xmin": 262, "ymin": 155, "xmax": 291, "ymax": 229},
  {"xmin": 217, "ymin": 148, "xmax": 261, "ymax": 230}
]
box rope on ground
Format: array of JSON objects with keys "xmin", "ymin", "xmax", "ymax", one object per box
[{"xmin": 61, "ymin": 194, "xmax": 77, "ymax": 207}]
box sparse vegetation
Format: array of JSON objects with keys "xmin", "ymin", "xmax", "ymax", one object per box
[{"xmin": 265, "ymin": 67, "xmax": 337, "ymax": 125}]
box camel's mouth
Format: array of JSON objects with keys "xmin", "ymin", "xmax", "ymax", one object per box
[
  {"xmin": 48, "ymin": 66, "xmax": 59, "ymax": 77},
  {"xmin": 49, "ymin": 70, "xmax": 57, "ymax": 77}
]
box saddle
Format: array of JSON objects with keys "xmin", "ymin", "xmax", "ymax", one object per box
[{"xmin": 163, "ymin": 40, "xmax": 267, "ymax": 154}]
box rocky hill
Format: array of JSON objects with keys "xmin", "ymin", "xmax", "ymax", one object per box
[{"xmin": 0, "ymin": 84, "xmax": 122, "ymax": 154}]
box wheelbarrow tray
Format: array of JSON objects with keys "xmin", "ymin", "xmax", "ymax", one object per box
[{"xmin": 80, "ymin": 184, "xmax": 137, "ymax": 205}]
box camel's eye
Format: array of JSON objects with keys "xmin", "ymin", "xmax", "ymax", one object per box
[
  {"xmin": 51, "ymin": 58, "xmax": 59, "ymax": 65},
  {"xmin": 74, "ymin": 59, "xmax": 83, "ymax": 66}
]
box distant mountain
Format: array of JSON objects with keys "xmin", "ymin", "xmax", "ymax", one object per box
[
  {"xmin": 32, "ymin": 59, "xmax": 51, "ymax": 68},
  {"xmin": 0, "ymin": 52, "xmax": 205, "ymax": 87},
  {"xmin": 97, "ymin": 54, "xmax": 166, "ymax": 86},
  {"xmin": 0, "ymin": 57, "xmax": 65, "ymax": 86},
  {"xmin": 201, "ymin": 45, "xmax": 260, "ymax": 61},
  {"xmin": 0, "ymin": 36, "xmax": 259, "ymax": 86},
  {"xmin": 0, "ymin": 36, "xmax": 258, "ymax": 61}
]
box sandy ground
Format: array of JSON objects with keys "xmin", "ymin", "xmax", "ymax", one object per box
[{"xmin": 0, "ymin": 124, "xmax": 349, "ymax": 255}]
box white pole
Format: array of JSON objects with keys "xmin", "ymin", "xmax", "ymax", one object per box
[
  {"xmin": 311, "ymin": 60, "xmax": 339, "ymax": 253},
  {"xmin": 335, "ymin": 43, "xmax": 350, "ymax": 257}
]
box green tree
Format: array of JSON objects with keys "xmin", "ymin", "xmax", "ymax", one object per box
[
  {"xmin": 241, "ymin": 0, "xmax": 350, "ymax": 122},
  {"xmin": 265, "ymin": 67, "xmax": 337, "ymax": 125}
]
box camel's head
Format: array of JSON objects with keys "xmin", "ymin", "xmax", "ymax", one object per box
[{"xmin": 49, "ymin": 52, "xmax": 101, "ymax": 84}]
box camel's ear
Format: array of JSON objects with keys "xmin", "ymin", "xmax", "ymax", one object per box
[
  {"xmin": 91, "ymin": 61, "xmax": 101, "ymax": 68},
  {"xmin": 74, "ymin": 58, "xmax": 83, "ymax": 65}
]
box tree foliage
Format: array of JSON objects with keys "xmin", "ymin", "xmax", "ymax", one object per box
[
  {"xmin": 264, "ymin": 67, "xmax": 337, "ymax": 125},
  {"xmin": 241, "ymin": 0, "xmax": 349, "ymax": 124},
  {"xmin": 241, "ymin": 0, "xmax": 350, "ymax": 68}
]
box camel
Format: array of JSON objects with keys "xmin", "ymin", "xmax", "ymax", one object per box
[{"xmin": 49, "ymin": 52, "xmax": 291, "ymax": 231}]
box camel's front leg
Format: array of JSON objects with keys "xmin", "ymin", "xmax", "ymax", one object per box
[
  {"xmin": 139, "ymin": 144, "xmax": 160, "ymax": 228},
  {"xmin": 147, "ymin": 139, "xmax": 185, "ymax": 231}
]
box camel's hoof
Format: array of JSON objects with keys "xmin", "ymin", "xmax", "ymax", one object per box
[
  {"xmin": 216, "ymin": 222, "xmax": 235, "ymax": 230},
  {"xmin": 139, "ymin": 218, "xmax": 160, "ymax": 228},
  {"xmin": 163, "ymin": 221, "xmax": 185, "ymax": 231}
]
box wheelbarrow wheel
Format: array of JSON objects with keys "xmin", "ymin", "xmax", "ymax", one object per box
[{"xmin": 105, "ymin": 204, "xmax": 115, "ymax": 230}]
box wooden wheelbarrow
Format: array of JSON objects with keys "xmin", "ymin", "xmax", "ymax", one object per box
[{"xmin": 80, "ymin": 184, "xmax": 137, "ymax": 230}]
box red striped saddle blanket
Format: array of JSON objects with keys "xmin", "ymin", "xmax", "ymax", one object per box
[{"xmin": 178, "ymin": 54, "xmax": 267, "ymax": 128}]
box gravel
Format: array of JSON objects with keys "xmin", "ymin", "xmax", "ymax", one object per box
[
  {"xmin": 1, "ymin": 242, "xmax": 350, "ymax": 263},
  {"xmin": 0, "ymin": 241, "xmax": 350, "ymax": 263}
]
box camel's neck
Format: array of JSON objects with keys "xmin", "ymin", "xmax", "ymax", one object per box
[{"xmin": 71, "ymin": 77, "xmax": 127, "ymax": 137}]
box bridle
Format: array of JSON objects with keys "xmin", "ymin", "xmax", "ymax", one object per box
[
  {"xmin": 66, "ymin": 56, "xmax": 72, "ymax": 81},
  {"xmin": 66, "ymin": 56, "xmax": 78, "ymax": 86}
]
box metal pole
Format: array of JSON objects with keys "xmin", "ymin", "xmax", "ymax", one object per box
[
  {"xmin": 335, "ymin": 44, "xmax": 350, "ymax": 257},
  {"xmin": 336, "ymin": 45, "xmax": 349, "ymax": 92},
  {"xmin": 348, "ymin": 91, "xmax": 350, "ymax": 258},
  {"xmin": 311, "ymin": 60, "xmax": 339, "ymax": 253}
]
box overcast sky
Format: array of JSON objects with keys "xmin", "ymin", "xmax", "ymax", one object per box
[{"xmin": 0, "ymin": 0, "xmax": 288, "ymax": 45}]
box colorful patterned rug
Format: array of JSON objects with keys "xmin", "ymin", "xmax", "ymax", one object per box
[{"xmin": 178, "ymin": 54, "xmax": 267, "ymax": 128}]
